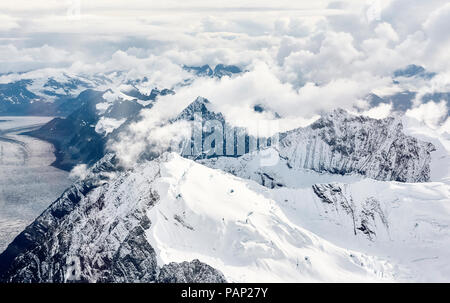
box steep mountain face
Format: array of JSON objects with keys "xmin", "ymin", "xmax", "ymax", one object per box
[
  {"xmin": 0, "ymin": 80, "xmax": 40, "ymax": 105},
  {"xmin": 183, "ymin": 65, "xmax": 214, "ymax": 77},
  {"xmin": 23, "ymin": 90, "xmax": 110, "ymax": 170},
  {"xmin": 0, "ymin": 153, "xmax": 396, "ymax": 282},
  {"xmin": 122, "ymin": 87, "xmax": 174, "ymax": 102},
  {"xmin": 0, "ymin": 64, "xmax": 242, "ymax": 116},
  {"xmin": 0, "ymin": 103, "xmax": 448, "ymax": 282},
  {"xmin": 275, "ymin": 179, "xmax": 450, "ymax": 282},
  {"xmin": 0, "ymin": 80, "xmax": 57, "ymax": 115},
  {"xmin": 0, "ymin": 71, "xmax": 174, "ymax": 116},
  {"xmin": 129, "ymin": 98, "xmax": 435, "ymax": 183},
  {"xmin": 48, "ymin": 93, "xmax": 434, "ymax": 180},
  {"xmin": 172, "ymin": 97, "xmax": 266, "ymax": 159},
  {"xmin": 24, "ymin": 86, "xmax": 173, "ymax": 170},
  {"xmin": 213, "ymin": 64, "xmax": 243, "ymax": 78},
  {"xmin": 2, "ymin": 152, "xmax": 449, "ymax": 282},
  {"xmin": 174, "ymin": 97, "xmax": 225, "ymax": 123},
  {"xmin": 0, "ymin": 60, "xmax": 448, "ymax": 283},
  {"xmin": 0, "ymin": 154, "xmax": 225, "ymax": 283},
  {"xmin": 278, "ymin": 109, "xmax": 435, "ymax": 182},
  {"xmin": 200, "ymin": 109, "xmax": 435, "ymax": 184},
  {"xmin": 367, "ymin": 91, "xmax": 417, "ymax": 112}
]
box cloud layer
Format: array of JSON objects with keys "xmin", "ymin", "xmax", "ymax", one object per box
[{"xmin": 1, "ymin": 1, "xmax": 449, "ymax": 166}]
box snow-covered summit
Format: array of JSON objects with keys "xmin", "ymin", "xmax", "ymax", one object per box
[
  {"xmin": 198, "ymin": 108, "xmax": 435, "ymax": 183},
  {"xmin": 278, "ymin": 109, "xmax": 435, "ymax": 182}
]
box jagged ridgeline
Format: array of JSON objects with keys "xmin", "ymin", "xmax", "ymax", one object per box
[
  {"xmin": 0, "ymin": 155, "xmax": 226, "ymax": 282},
  {"xmin": 141, "ymin": 98, "xmax": 435, "ymax": 183},
  {"xmin": 0, "ymin": 102, "xmax": 437, "ymax": 282},
  {"xmin": 174, "ymin": 100, "xmax": 435, "ymax": 182},
  {"xmin": 278, "ymin": 109, "xmax": 435, "ymax": 182},
  {"xmin": 169, "ymin": 97, "xmax": 278, "ymax": 160}
]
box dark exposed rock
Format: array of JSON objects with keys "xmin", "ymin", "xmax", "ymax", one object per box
[
  {"xmin": 157, "ymin": 260, "xmax": 226, "ymax": 283},
  {"xmin": 312, "ymin": 183, "xmax": 389, "ymax": 241},
  {"xmin": 0, "ymin": 155, "xmax": 226, "ymax": 283},
  {"xmin": 280, "ymin": 109, "xmax": 435, "ymax": 182}
]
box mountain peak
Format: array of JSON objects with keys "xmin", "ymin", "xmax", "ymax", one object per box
[
  {"xmin": 183, "ymin": 64, "xmax": 242, "ymax": 78},
  {"xmin": 393, "ymin": 64, "xmax": 436, "ymax": 79},
  {"xmin": 174, "ymin": 96, "xmax": 224, "ymax": 122}
]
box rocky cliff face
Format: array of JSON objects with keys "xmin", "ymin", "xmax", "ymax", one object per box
[
  {"xmin": 278, "ymin": 109, "xmax": 435, "ymax": 182},
  {"xmin": 0, "ymin": 154, "xmax": 225, "ymax": 283},
  {"xmin": 201, "ymin": 109, "xmax": 435, "ymax": 186},
  {"xmin": 311, "ymin": 183, "xmax": 390, "ymax": 241}
]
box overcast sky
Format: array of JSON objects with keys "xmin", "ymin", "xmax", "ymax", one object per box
[
  {"xmin": 1, "ymin": 1, "xmax": 449, "ymax": 116},
  {"xmin": 1, "ymin": 0, "xmax": 449, "ymax": 72}
]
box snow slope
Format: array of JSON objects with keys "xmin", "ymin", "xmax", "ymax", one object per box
[
  {"xmin": 0, "ymin": 153, "xmax": 394, "ymax": 282},
  {"xmin": 151, "ymin": 153, "xmax": 450, "ymax": 282},
  {"xmin": 146, "ymin": 154, "xmax": 394, "ymax": 282},
  {"xmin": 195, "ymin": 114, "xmax": 450, "ymax": 281},
  {"xmin": 270, "ymin": 179, "xmax": 450, "ymax": 282}
]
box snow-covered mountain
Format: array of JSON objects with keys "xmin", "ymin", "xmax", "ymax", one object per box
[
  {"xmin": 17, "ymin": 75, "xmax": 178, "ymax": 170},
  {"xmin": 276, "ymin": 109, "xmax": 434, "ymax": 182},
  {"xmin": 0, "ymin": 153, "xmax": 397, "ymax": 282},
  {"xmin": 0, "ymin": 67, "xmax": 449, "ymax": 282},
  {"xmin": 0, "ymin": 73, "xmax": 105, "ymax": 115},
  {"xmin": 188, "ymin": 103, "xmax": 435, "ymax": 183},
  {"xmin": 0, "ymin": 64, "xmax": 244, "ymax": 116},
  {"xmin": 23, "ymin": 88, "xmax": 160, "ymax": 171},
  {"xmin": 393, "ymin": 64, "xmax": 437, "ymax": 80},
  {"xmin": 1, "ymin": 149, "xmax": 448, "ymax": 282},
  {"xmin": 0, "ymin": 97, "xmax": 449, "ymax": 282},
  {"xmin": 0, "ymin": 69, "xmax": 176, "ymax": 116}
]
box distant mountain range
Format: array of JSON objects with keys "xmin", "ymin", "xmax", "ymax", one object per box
[
  {"xmin": 0, "ymin": 64, "xmax": 243, "ymax": 116},
  {"xmin": 0, "ymin": 63, "xmax": 444, "ymax": 173},
  {"xmin": 183, "ymin": 64, "xmax": 243, "ymax": 78},
  {"xmin": 368, "ymin": 64, "xmax": 450, "ymax": 113}
]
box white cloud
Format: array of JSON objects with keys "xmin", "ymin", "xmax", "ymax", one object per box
[
  {"xmin": 110, "ymin": 115, "xmax": 192, "ymax": 167},
  {"xmin": 374, "ymin": 22, "xmax": 399, "ymax": 42},
  {"xmin": 405, "ymin": 101, "xmax": 449, "ymax": 130},
  {"xmin": 69, "ymin": 164, "xmax": 90, "ymax": 180},
  {"xmin": 0, "ymin": 14, "xmax": 19, "ymax": 31},
  {"xmin": 0, "ymin": 0, "xmax": 448, "ymax": 144},
  {"xmin": 422, "ymin": 3, "xmax": 450, "ymax": 71},
  {"xmin": 359, "ymin": 103, "xmax": 393, "ymax": 119},
  {"xmin": 0, "ymin": 44, "xmax": 77, "ymax": 73}
]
